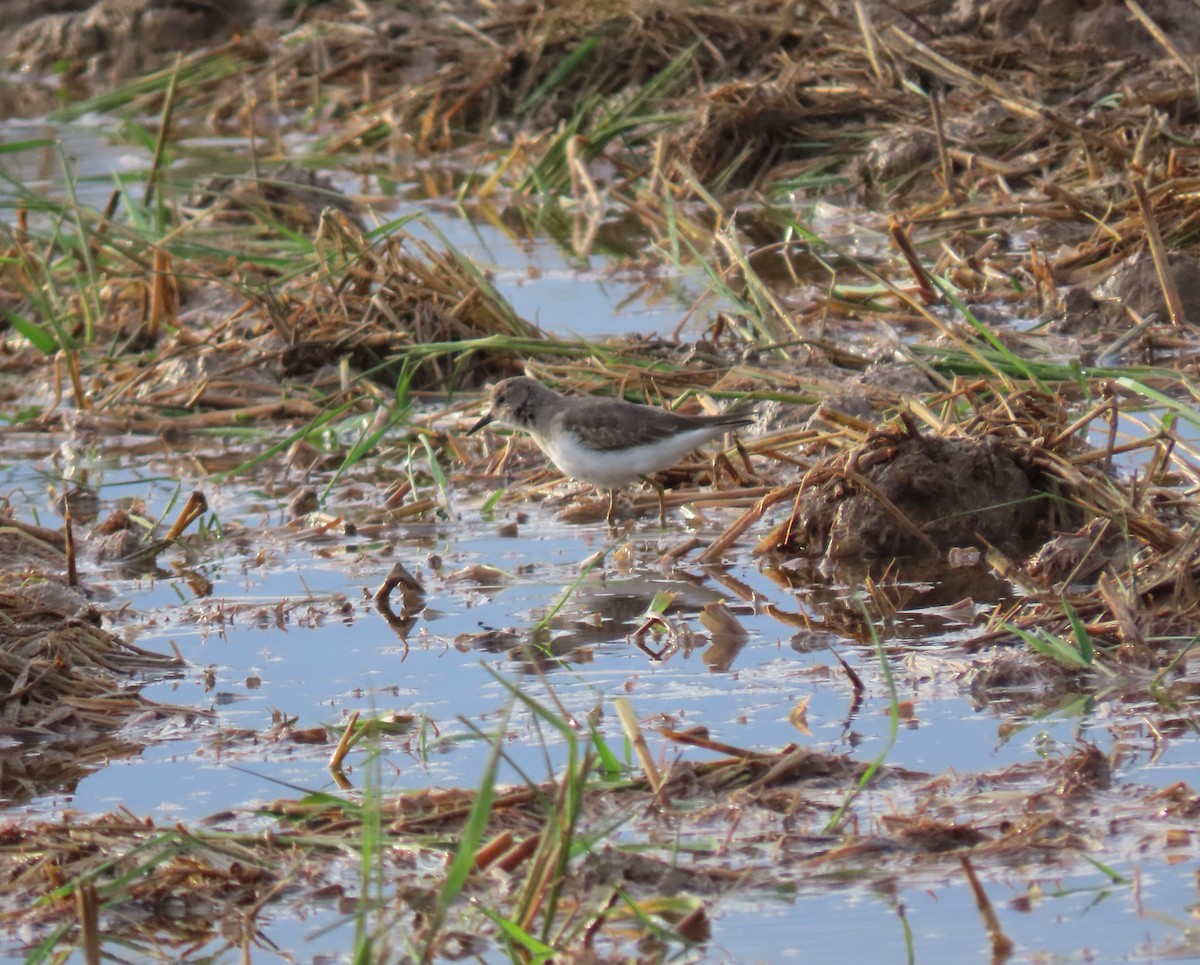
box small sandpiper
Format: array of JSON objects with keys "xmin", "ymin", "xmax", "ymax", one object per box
[{"xmin": 468, "ymin": 375, "xmax": 752, "ymax": 524}]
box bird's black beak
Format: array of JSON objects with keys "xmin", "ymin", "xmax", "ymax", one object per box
[{"xmin": 466, "ymin": 412, "xmax": 494, "ymax": 436}]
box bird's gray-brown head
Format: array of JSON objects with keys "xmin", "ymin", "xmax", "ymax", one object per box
[{"xmin": 467, "ymin": 376, "xmax": 557, "ymax": 435}]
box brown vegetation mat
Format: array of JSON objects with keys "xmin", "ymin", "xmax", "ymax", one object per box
[
  {"xmin": 0, "ymin": 495, "xmax": 203, "ymax": 807},
  {"xmin": 0, "ymin": 0, "xmax": 1197, "ymax": 444},
  {"xmin": 750, "ymin": 386, "xmax": 1155, "ymax": 561},
  {"xmin": 0, "ymin": 583, "xmax": 194, "ymax": 806},
  {"xmin": 6, "ymin": 733, "xmax": 1189, "ymax": 958},
  {"xmin": 0, "ymin": 513, "xmax": 185, "ymax": 724}
]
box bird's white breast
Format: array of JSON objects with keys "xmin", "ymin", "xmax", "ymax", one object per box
[{"xmin": 541, "ymin": 426, "xmax": 727, "ymax": 486}]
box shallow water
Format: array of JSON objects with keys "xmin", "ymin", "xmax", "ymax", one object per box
[
  {"xmin": 3, "ymin": 417, "xmax": 1198, "ymax": 965},
  {"xmin": 2, "ymin": 123, "xmax": 1199, "ymax": 965},
  {"xmin": 0, "ymin": 325, "xmax": 1197, "ymax": 964},
  {"xmin": 0, "ymin": 120, "xmax": 718, "ymax": 338},
  {"xmin": 0, "ymin": 117, "xmax": 152, "ymax": 209}
]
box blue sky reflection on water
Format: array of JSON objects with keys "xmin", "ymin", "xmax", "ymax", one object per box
[
  {"xmin": 707, "ymin": 860, "xmax": 1200, "ymax": 964},
  {"xmin": 24, "ymin": 500, "xmax": 1176, "ymax": 824}
]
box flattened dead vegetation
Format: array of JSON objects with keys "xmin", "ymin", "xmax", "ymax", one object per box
[{"xmin": 5, "ymin": 728, "xmax": 1191, "ymax": 961}]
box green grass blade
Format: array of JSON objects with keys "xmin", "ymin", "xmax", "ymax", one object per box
[
  {"xmin": 423, "ymin": 704, "xmax": 508, "ymax": 960},
  {"xmin": 481, "ymin": 906, "xmax": 557, "ymax": 960},
  {"xmin": 1083, "ymin": 854, "xmax": 1127, "ymax": 883},
  {"xmin": 218, "ymin": 400, "xmax": 357, "ymax": 480},
  {"xmin": 320, "ymin": 405, "xmax": 410, "ymax": 502},
  {"xmin": 825, "ymin": 598, "xmax": 899, "ymax": 833},
  {"xmin": 532, "ymin": 549, "xmax": 606, "ymax": 634},
  {"xmin": 1000, "ymin": 619, "xmax": 1091, "ymax": 668},
  {"xmin": 590, "ymin": 722, "xmax": 622, "ymax": 778},
  {"xmin": 352, "ymin": 743, "xmax": 388, "ymax": 965},
  {"xmin": 50, "ymin": 52, "xmax": 242, "ymax": 121},
  {"xmin": 7, "ymin": 312, "xmax": 60, "ymax": 353},
  {"xmin": 1061, "ymin": 596, "xmax": 1094, "ymax": 664},
  {"xmin": 517, "ymin": 35, "xmax": 600, "ymax": 115},
  {"xmin": 0, "ymin": 137, "xmax": 57, "ymax": 155},
  {"xmin": 1114, "ymin": 377, "xmax": 1200, "ymax": 431},
  {"xmin": 419, "ymin": 433, "xmax": 451, "ymax": 513},
  {"xmin": 930, "ymin": 276, "xmax": 1041, "ymax": 387}
]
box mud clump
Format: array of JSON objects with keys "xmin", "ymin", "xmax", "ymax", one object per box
[
  {"xmin": 7, "ymin": 0, "xmax": 255, "ymax": 79},
  {"xmin": 1024, "ymin": 517, "xmax": 1141, "ymax": 585},
  {"xmin": 1098, "ymin": 253, "xmax": 1200, "ymax": 326},
  {"xmin": 1054, "ymin": 253, "xmax": 1200, "ymax": 336},
  {"xmin": 798, "ymin": 431, "xmax": 1047, "ymax": 559},
  {"xmin": 967, "ymin": 0, "xmax": 1200, "ymax": 58},
  {"xmin": 859, "ymin": 127, "xmax": 938, "ymax": 184},
  {"xmin": 184, "ymin": 165, "xmax": 365, "ymax": 234}
]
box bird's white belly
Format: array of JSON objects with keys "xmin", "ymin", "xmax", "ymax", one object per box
[{"xmin": 543, "ymin": 429, "xmax": 719, "ymax": 486}]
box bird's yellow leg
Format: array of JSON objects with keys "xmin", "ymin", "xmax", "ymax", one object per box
[{"xmin": 640, "ymin": 476, "xmax": 667, "ymax": 526}]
